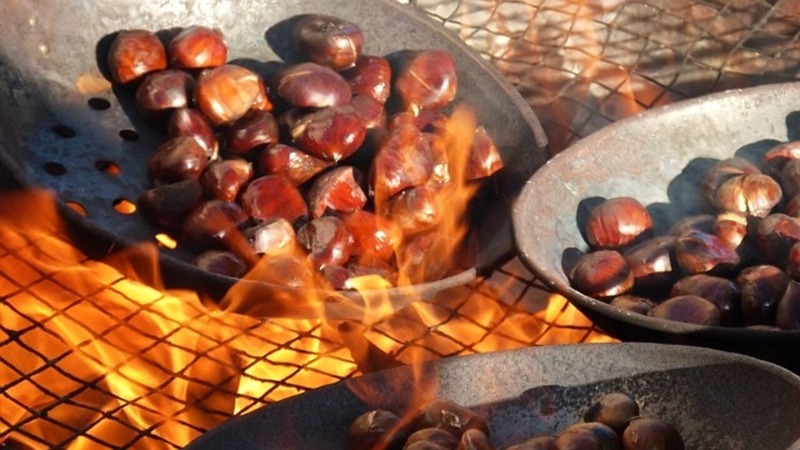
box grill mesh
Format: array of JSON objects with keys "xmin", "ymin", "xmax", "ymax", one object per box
[{"xmin": 2, "ymin": 0, "xmax": 800, "ymax": 448}]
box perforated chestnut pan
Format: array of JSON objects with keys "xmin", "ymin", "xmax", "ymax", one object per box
[{"xmin": 0, "ymin": 0, "xmax": 548, "ymax": 316}]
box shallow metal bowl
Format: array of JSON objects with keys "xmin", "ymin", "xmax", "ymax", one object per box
[
  {"xmin": 512, "ymin": 81, "xmax": 800, "ymax": 372},
  {"xmin": 187, "ymin": 343, "xmax": 800, "ymax": 450}
]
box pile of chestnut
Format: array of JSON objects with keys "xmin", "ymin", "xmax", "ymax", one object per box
[
  {"xmin": 105, "ymin": 14, "xmax": 503, "ymax": 288},
  {"xmin": 346, "ymin": 392, "xmax": 684, "ymax": 449},
  {"xmin": 569, "ymin": 141, "xmax": 800, "ymax": 329}
]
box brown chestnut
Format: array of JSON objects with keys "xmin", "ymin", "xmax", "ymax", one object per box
[
  {"xmin": 200, "ymin": 158, "xmax": 254, "ymax": 202},
  {"xmin": 195, "ymin": 64, "xmax": 270, "ymax": 125},
  {"xmin": 621, "ymin": 235, "xmax": 677, "ymax": 290},
  {"xmin": 343, "ymin": 210, "xmax": 400, "ymax": 266},
  {"xmin": 466, "ymin": 126, "xmax": 504, "ymax": 181},
  {"xmin": 569, "ymin": 250, "xmax": 634, "ymax": 299},
  {"xmin": 193, "ymin": 250, "xmax": 248, "ymax": 278},
  {"xmin": 411, "ymin": 398, "xmax": 489, "ymax": 438},
  {"xmin": 276, "ymin": 62, "xmax": 352, "ymax": 108},
  {"xmin": 240, "ymin": 175, "xmax": 309, "ymax": 225},
  {"xmin": 387, "ymin": 185, "xmax": 441, "ymax": 236},
  {"xmin": 584, "ymin": 197, "xmax": 653, "ymax": 250},
  {"xmin": 700, "ymin": 157, "xmax": 761, "ymax": 207},
  {"xmin": 394, "ymin": 49, "xmax": 458, "ymax": 112},
  {"xmin": 307, "ymin": 166, "xmax": 367, "ymax": 218},
  {"xmin": 107, "ymin": 29, "xmax": 167, "ymax": 84},
  {"xmin": 648, "ymin": 295, "xmax": 721, "ymax": 326},
  {"xmin": 780, "ymin": 158, "xmax": 800, "ymax": 199},
  {"xmin": 226, "ymin": 109, "xmax": 280, "ymax": 155},
  {"xmin": 138, "ymin": 179, "xmax": 203, "ymax": 227},
  {"xmin": 763, "ymin": 140, "xmax": 800, "ymax": 176},
  {"xmin": 667, "ymin": 214, "xmax": 715, "ymax": 237},
  {"xmin": 776, "ymin": 279, "xmax": 800, "ymax": 330},
  {"xmin": 583, "ymin": 392, "xmax": 639, "ymax": 434},
  {"xmin": 369, "ymin": 123, "xmax": 434, "ymax": 206},
  {"xmin": 674, "ymin": 230, "xmax": 740, "ymax": 275},
  {"xmin": 670, "ymin": 274, "xmax": 740, "ymax": 325},
  {"xmin": 135, "ymin": 69, "xmax": 195, "ymax": 120},
  {"xmin": 346, "ymin": 409, "xmax": 407, "ymax": 450},
  {"xmin": 755, "ymin": 213, "xmax": 800, "ymax": 265},
  {"xmin": 457, "ymin": 428, "xmax": 494, "ymax": 450},
  {"xmin": 258, "ymin": 143, "xmax": 332, "ymax": 186},
  {"xmin": 297, "ymin": 216, "xmax": 353, "ymax": 271},
  {"xmin": 289, "ymin": 103, "xmax": 367, "ymax": 161},
  {"xmin": 712, "ymin": 212, "xmax": 749, "ymax": 251},
  {"xmin": 621, "ymin": 417, "xmax": 685, "ymax": 450},
  {"xmin": 552, "ymin": 422, "xmax": 620, "ymax": 450},
  {"xmin": 168, "ymin": 25, "xmax": 227, "ymax": 69},
  {"xmin": 405, "ymin": 428, "xmax": 458, "ymax": 450},
  {"xmin": 182, "ymin": 200, "xmax": 248, "ymax": 250},
  {"xmin": 736, "ymin": 264, "xmax": 789, "ymax": 325},
  {"xmin": 713, "ymin": 173, "xmax": 782, "ymax": 218},
  {"xmin": 293, "ymin": 14, "xmax": 363, "ymax": 71},
  {"xmin": 168, "ymin": 108, "xmax": 218, "ymax": 160},
  {"xmin": 242, "ymin": 218, "xmax": 296, "ymax": 256},
  {"xmin": 342, "ymin": 55, "xmax": 392, "ymax": 103},
  {"xmin": 147, "ymin": 135, "xmax": 209, "ymax": 185}
]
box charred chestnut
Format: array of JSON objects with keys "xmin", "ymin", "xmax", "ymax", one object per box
[
  {"xmin": 138, "ymin": 179, "xmax": 203, "ymax": 227},
  {"xmin": 193, "ymin": 250, "xmax": 248, "ymax": 278},
  {"xmin": 610, "ymin": 295, "xmax": 656, "ymax": 315}
]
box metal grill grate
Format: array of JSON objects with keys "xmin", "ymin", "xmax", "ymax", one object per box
[{"xmin": 2, "ymin": 0, "xmax": 800, "ymax": 448}]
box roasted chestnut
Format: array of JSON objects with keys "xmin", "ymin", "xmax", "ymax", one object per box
[
  {"xmin": 669, "ymin": 274, "xmax": 740, "ymax": 326},
  {"xmin": 288, "ymin": 103, "xmax": 367, "ymax": 161},
  {"xmin": 346, "ymin": 409, "xmax": 407, "ymax": 450},
  {"xmin": 673, "ymin": 230, "xmax": 740, "ymax": 275},
  {"xmin": 200, "ymin": 158, "xmax": 254, "ymax": 202},
  {"xmin": 609, "ymin": 295, "xmax": 656, "ymax": 315},
  {"xmin": 258, "ymin": 143, "xmax": 332, "ymax": 186},
  {"xmin": 410, "ymin": 398, "xmax": 489, "ymax": 438},
  {"xmin": 776, "ymin": 280, "xmax": 800, "ymax": 330},
  {"xmin": 552, "ymin": 422, "xmax": 620, "ymax": 450},
  {"xmin": 736, "ymin": 264, "xmax": 789, "ymax": 325},
  {"xmin": 276, "ymin": 62, "xmax": 353, "ymax": 108},
  {"xmin": 147, "ymin": 135, "xmax": 209, "ymax": 185},
  {"xmin": 699, "ymin": 157, "xmax": 761, "ymax": 207},
  {"xmin": 195, "ymin": 64, "xmax": 271, "ymax": 125},
  {"xmin": 306, "ymin": 166, "xmax": 367, "ymax": 219},
  {"xmin": 621, "ymin": 417, "xmax": 684, "ymax": 450},
  {"xmin": 648, "ymin": 295, "xmax": 721, "ymax": 326},
  {"xmin": 763, "ymin": 140, "xmax": 800, "ymax": 176},
  {"xmin": 293, "ymin": 14, "xmax": 363, "ymax": 70},
  {"xmin": 135, "ymin": 69, "xmax": 195, "ymax": 120},
  {"xmin": 713, "ymin": 173, "xmax": 782, "ymax": 218},
  {"xmin": 168, "ymin": 25, "xmax": 227, "ymax": 69},
  {"xmin": 182, "ymin": 199, "xmax": 248, "ymax": 250},
  {"xmin": 457, "ymin": 428, "xmax": 494, "ymax": 450},
  {"xmin": 405, "ymin": 428, "xmax": 458, "ymax": 450},
  {"xmin": 621, "ymin": 236, "xmax": 676, "ymax": 290},
  {"xmin": 138, "ymin": 179, "xmax": 203, "ymax": 227},
  {"xmin": 755, "ymin": 213, "xmax": 800, "ymax": 266},
  {"xmin": 568, "ymin": 250, "xmax": 634, "ymax": 299},
  {"xmin": 583, "ymin": 392, "xmax": 639, "ymax": 434},
  {"xmin": 584, "ymin": 197, "xmax": 653, "ymax": 250},
  {"xmin": 226, "ymin": 109, "xmax": 280, "ymax": 155},
  {"xmin": 342, "ymin": 55, "xmax": 392, "ymax": 103},
  {"xmin": 107, "ymin": 29, "xmax": 167, "ymax": 84},
  {"xmin": 394, "ymin": 49, "xmax": 458, "ymax": 112},
  {"xmin": 192, "ymin": 250, "xmax": 248, "ymax": 278},
  {"xmin": 242, "ymin": 218, "xmax": 296, "ymax": 256},
  {"xmin": 297, "ymin": 216, "xmax": 353, "ymax": 271},
  {"xmin": 167, "ymin": 108, "xmax": 219, "ymax": 160},
  {"xmin": 240, "ymin": 175, "xmax": 309, "ymax": 224},
  {"xmin": 504, "ymin": 436, "xmax": 557, "ymax": 450},
  {"xmin": 369, "ymin": 122, "xmax": 434, "ymax": 205}
]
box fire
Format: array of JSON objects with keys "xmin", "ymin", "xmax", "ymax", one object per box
[{"xmin": 0, "ymin": 184, "xmax": 612, "ymax": 448}]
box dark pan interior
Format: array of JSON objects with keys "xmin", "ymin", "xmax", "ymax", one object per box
[
  {"xmin": 186, "ymin": 343, "xmax": 800, "ymax": 450},
  {"xmin": 512, "ymin": 81, "xmax": 800, "ymax": 371},
  {"xmin": 0, "ymin": 0, "xmax": 548, "ymax": 305}
]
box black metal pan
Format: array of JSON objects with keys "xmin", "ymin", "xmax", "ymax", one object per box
[
  {"xmin": 0, "ymin": 0, "xmax": 548, "ymax": 317},
  {"xmin": 512, "ymin": 82, "xmax": 800, "ymax": 372},
  {"xmin": 186, "ymin": 343, "xmax": 800, "ymax": 449}
]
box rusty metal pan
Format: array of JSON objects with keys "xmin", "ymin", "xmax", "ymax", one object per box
[
  {"xmin": 0, "ymin": 0, "xmax": 548, "ymax": 315},
  {"xmin": 512, "ymin": 81, "xmax": 800, "ymax": 372},
  {"xmin": 186, "ymin": 343, "xmax": 800, "ymax": 450}
]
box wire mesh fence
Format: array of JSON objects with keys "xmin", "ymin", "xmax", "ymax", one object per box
[{"xmin": 2, "ymin": 0, "xmax": 800, "ymax": 448}]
